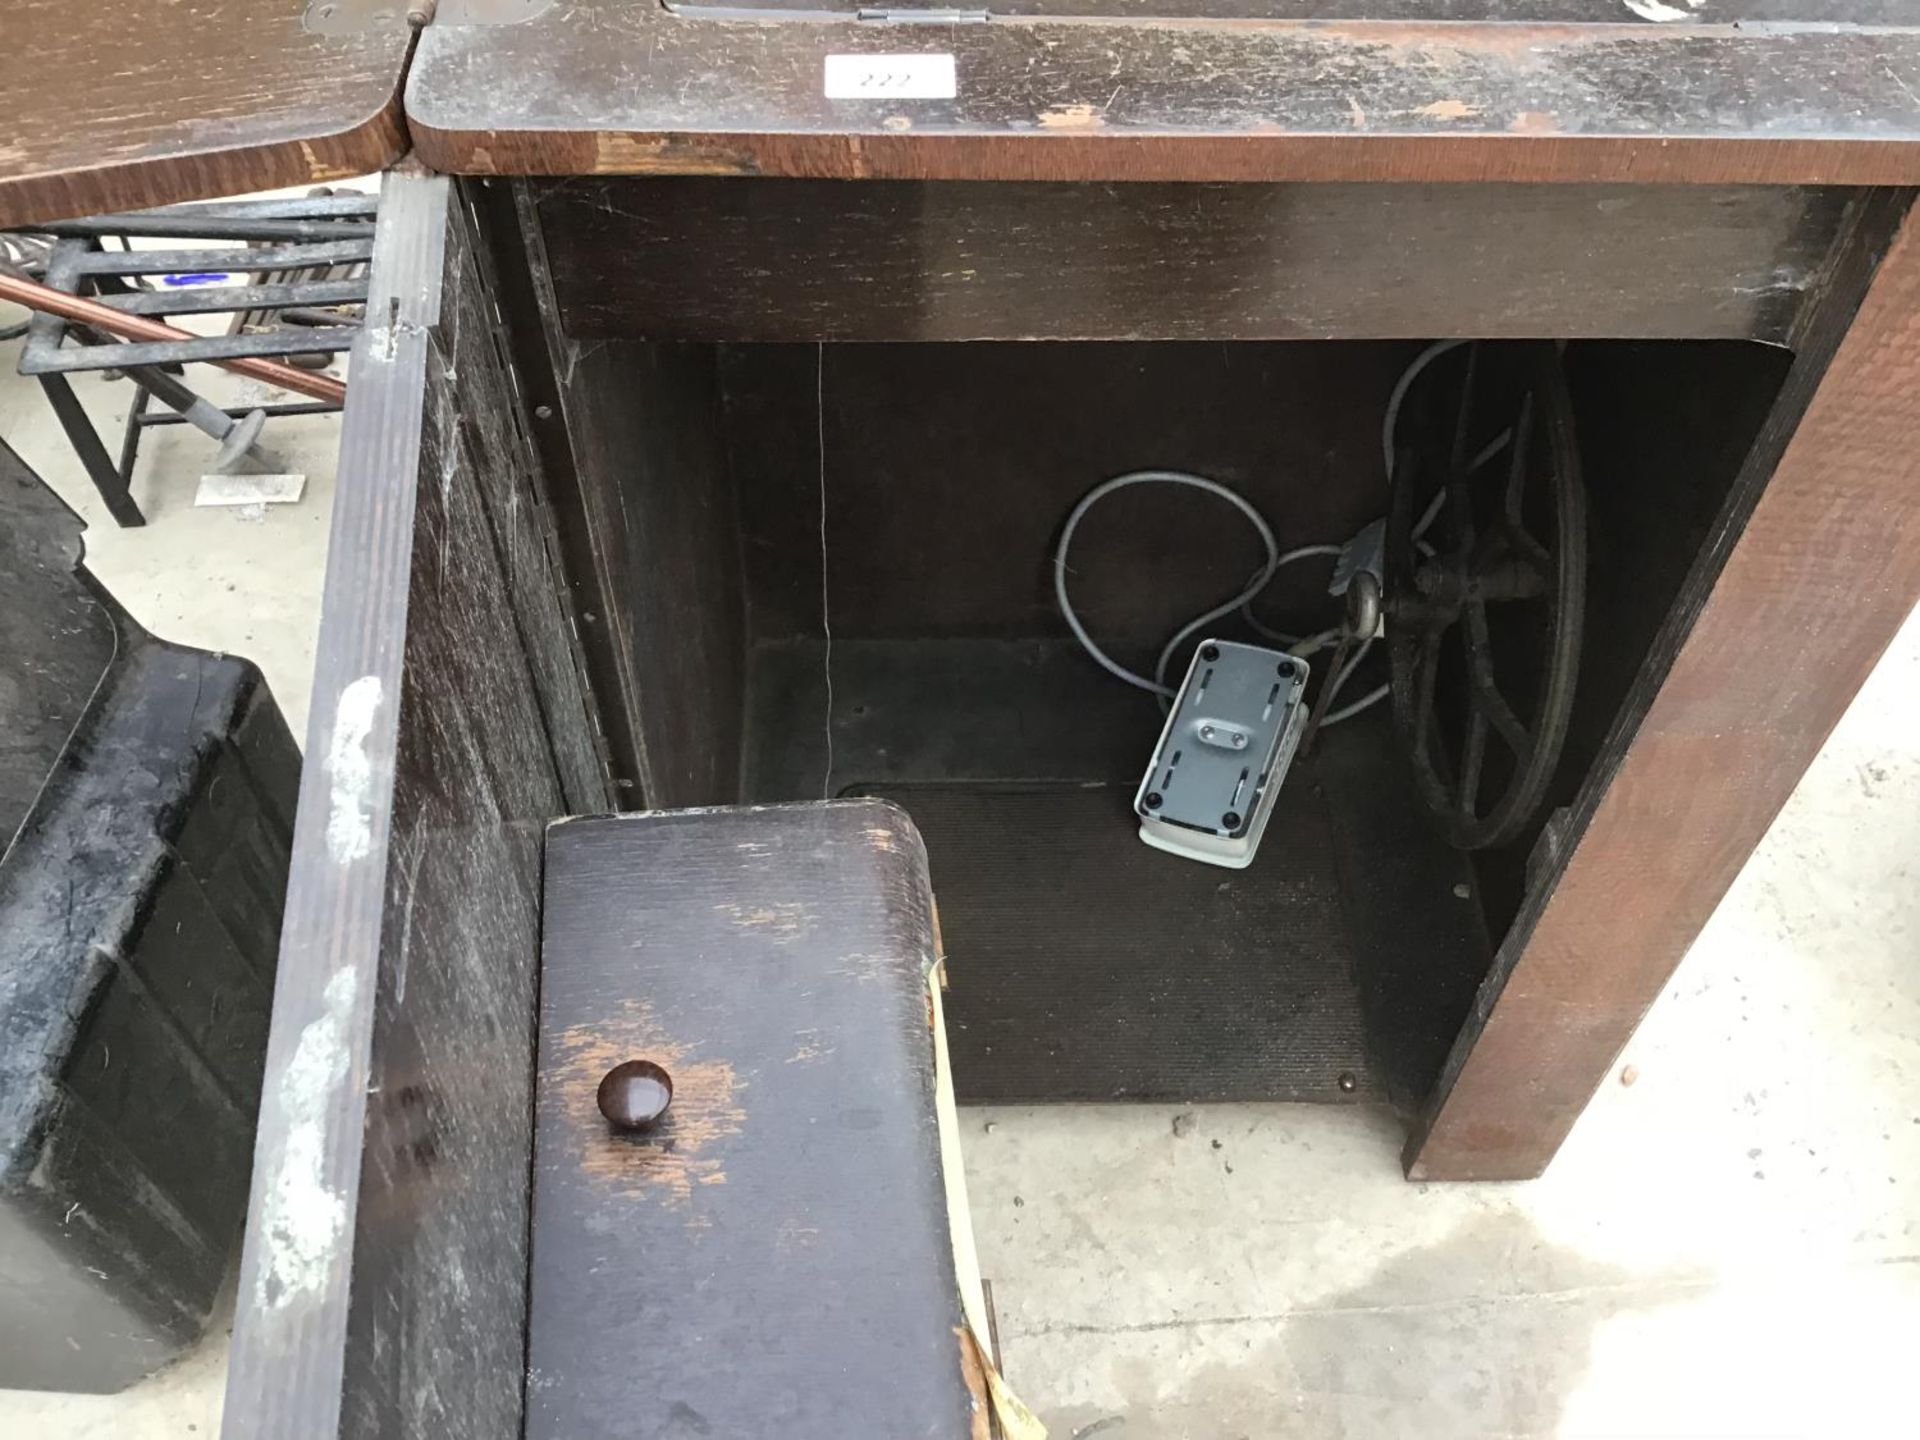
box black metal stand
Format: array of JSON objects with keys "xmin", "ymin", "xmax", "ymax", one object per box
[
  {"xmin": 35, "ymin": 370, "xmax": 144, "ymax": 527},
  {"xmin": 8, "ymin": 192, "xmax": 374, "ymax": 524}
]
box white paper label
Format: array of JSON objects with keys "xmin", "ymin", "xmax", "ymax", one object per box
[{"xmin": 824, "ymin": 54, "xmax": 957, "ymax": 101}]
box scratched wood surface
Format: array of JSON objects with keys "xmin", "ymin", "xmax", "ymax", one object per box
[
  {"xmin": 1408, "ymin": 188, "xmax": 1920, "ymax": 1180},
  {"xmin": 535, "ymin": 177, "xmax": 1845, "ymax": 344},
  {"xmin": 335, "ymin": 317, "xmax": 556, "ymax": 1440},
  {"xmin": 532, "ymin": 802, "xmax": 980, "ymax": 1440},
  {"xmin": 0, "ymin": 0, "xmax": 410, "ymax": 229},
  {"xmin": 425, "ymin": 182, "xmax": 610, "ymax": 810},
  {"xmin": 509, "ymin": 183, "xmax": 748, "ymax": 809},
  {"xmin": 407, "ymin": 9, "xmax": 1920, "ymax": 184},
  {"xmin": 673, "ymin": 0, "xmax": 1917, "ymax": 18},
  {"xmin": 223, "ymin": 171, "xmax": 607, "ymax": 1440}
]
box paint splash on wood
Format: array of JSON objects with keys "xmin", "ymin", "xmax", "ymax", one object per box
[
  {"xmin": 253, "ymin": 966, "xmax": 359, "ymax": 1313},
  {"xmin": 325, "ymin": 675, "xmax": 383, "ymax": 864}
]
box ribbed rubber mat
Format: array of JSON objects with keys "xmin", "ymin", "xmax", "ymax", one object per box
[{"xmin": 861, "ymin": 782, "xmax": 1381, "ymax": 1104}]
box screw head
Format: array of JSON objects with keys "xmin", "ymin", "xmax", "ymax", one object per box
[
  {"xmin": 1337, "ymin": 1072, "xmax": 1358, "ymax": 1094},
  {"xmin": 1200, "ymin": 644, "xmax": 1221, "ymax": 662},
  {"xmin": 1221, "ymin": 811, "xmax": 1241, "ymax": 831},
  {"xmin": 1143, "ymin": 792, "xmax": 1163, "ymax": 811},
  {"xmin": 598, "ymin": 1059, "xmax": 673, "ymax": 1131},
  {"xmin": 1231, "ymin": 733, "xmax": 1247, "ymax": 749}
]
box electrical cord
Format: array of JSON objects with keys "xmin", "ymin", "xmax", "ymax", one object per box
[
  {"xmin": 1240, "ymin": 546, "xmax": 1343, "ymax": 648},
  {"xmin": 1055, "ymin": 340, "xmax": 1477, "ymax": 726},
  {"xmin": 1053, "ymin": 471, "xmax": 1385, "ymax": 724},
  {"xmin": 1053, "ymin": 470, "xmax": 1282, "ymax": 700},
  {"xmin": 1323, "ymin": 642, "xmax": 1388, "ymax": 726}
]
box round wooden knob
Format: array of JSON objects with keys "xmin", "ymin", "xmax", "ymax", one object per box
[{"xmin": 597, "ymin": 1060, "xmax": 673, "ymax": 1131}]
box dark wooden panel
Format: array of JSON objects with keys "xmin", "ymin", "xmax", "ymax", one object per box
[
  {"xmin": 409, "ymin": 12, "xmax": 1920, "ymax": 185},
  {"xmin": 539, "ymin": 179, "xmax": 1843, "ymax": 344},
  {"xmin": 518, "ymin": 188, "xmax": 748, "ymax": 809},
  {"xmin": 533, "ymin": 802, "xmax": 980, "ymax": 1440},
  {"xmin": 428, "ymin": 184, "xmax": 611, "ymax": 811},
  {"xmin": 223, "ymin": 170, "xmax": 598, "ymax": 1439},
  {"xmin": 727, "ymin": 341, "xmax": 1410, "ymax": 647},
  {"xmin": 0, "ymin": 0, "xmax": 408, "ymax": 229},
  {"xmin": 338, "ymin": 332, "xmax": 560, "ymax": 1440},
  {"xmin": 463, "ymin": 177, "xmax": 651, "ymax": 795},
  {"xmin": 1409, "ymin": 188, "xmax": 1920, "ymax": 1180}
]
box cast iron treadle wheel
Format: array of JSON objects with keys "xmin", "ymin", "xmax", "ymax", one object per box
[{"xmin": 1385, "ymin": 341, "xmax": 1587, "ymax": 851}]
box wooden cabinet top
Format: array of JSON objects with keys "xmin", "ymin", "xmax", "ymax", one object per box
[
  {"xmin": 406, "ymin": 0, "xmax": 1920, "ymax": 184},
  {"xmin": 7, "ymin": 3, "xmax": 1920, "ymax": 225},
  {"xmin": 0, "ymin": 0, "xmax": 411, "ymax": 229}
]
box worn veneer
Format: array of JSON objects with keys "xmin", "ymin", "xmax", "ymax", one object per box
[
  {"xmin": 530, "ymin": 803, "xmax": 981, "ymax": 1440},
  {"xmin": 531, "ymin": 176, "xmax": 1850, "ymax": 345},
  {"xmin": 672, "ymin": 1, "xmax": 1920, "ymax": 19},
  {"xmin": 408, "ymin": 3, "xmax": 1920, "ymax": 185},
  {"xmin": 0, "ymin": 0, "xmax": 410, "ymax": 230}
]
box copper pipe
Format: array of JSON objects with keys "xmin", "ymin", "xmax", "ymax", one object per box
[{"xmin": 0, "ymin": 271, "xmax": 349, "ymax": 407}]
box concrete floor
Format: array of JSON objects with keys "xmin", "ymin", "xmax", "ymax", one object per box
[{"xmin": 2, "ymin": 311, "xmax": 1917, "ymax": 1438}]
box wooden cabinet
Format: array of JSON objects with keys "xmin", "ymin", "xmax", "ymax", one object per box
[{"xmin": 8, "ymin": 3, "xmax": 1920, "ymax": 1433}]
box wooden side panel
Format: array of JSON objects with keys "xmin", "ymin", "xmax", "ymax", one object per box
[
  {"xmin": 223, "ymin": 171, "xmax": 600, "ymax": 1440},
  {"xmin": 335, "ymin": 337, "xmax": 557, "ymax": 1440},
  {"xmin": 515, "ymin": 185, "xmax": 747, "ymax": 808},
  {"xmin": 537, "ymin": 178, "xmax": 1844, "ymax": 345},
  {"xmin": 724, "ymin": 340, "xmax": 1412, "ymax": 646},
  {"xmin": 1410, "ymin": 189, "xmax": 1920, "ymax": 1180},
  {"xmin": 431, "ymin": 184, "xmax": 611, "ymax": 811}
]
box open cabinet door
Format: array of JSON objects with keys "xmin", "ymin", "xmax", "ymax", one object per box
[
  {"xmin": 215, "ymin": 168, "xmax": 1002, "ymax": 1440},
  {"xmin": 220, "ymin": 170, "xmax": 608, "ymax": 1440},
  {"xmin": 532, "ymin": 800, "xmax": 1014, "ymax": 1440}
]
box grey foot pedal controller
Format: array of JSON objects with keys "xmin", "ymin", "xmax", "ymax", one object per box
[{"xmin": 1134, "ymin": 639, "xmax": 1309, "ymax": 869}]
